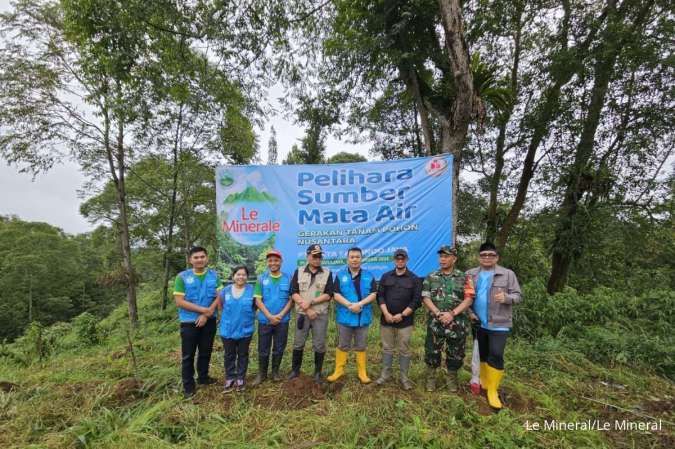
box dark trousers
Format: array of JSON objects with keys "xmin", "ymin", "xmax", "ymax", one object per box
[
  {"xmin": 258, "ymin": 322, "xmax": 289, "ymax": 358},
  {"xmin": 477, "ymin": 327, "xmax": 509, "ymax": 370},
  {"xmin": 180, "ymin": 318, "xmax": 216, "ymax": 391},
  {"xmin": 222, "ymin": 336, "xmax": 252, "ymax": 380}
]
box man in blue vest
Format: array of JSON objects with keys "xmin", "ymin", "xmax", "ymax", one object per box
[
  {"xmin": 173, "ymin": 246, "xmax": 221, "ymax": 398},
  {"xmin": 327, "ymin": 247, "xmax": 377, "ymax": 384},
  {"xmin": 252, "ymin": 249, "xmax": 293, "ymax": 386}
]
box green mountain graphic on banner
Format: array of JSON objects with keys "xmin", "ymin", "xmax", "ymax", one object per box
[{"xmin": 223, "ymin": 185, "xmax": 277, "ymax": 204}]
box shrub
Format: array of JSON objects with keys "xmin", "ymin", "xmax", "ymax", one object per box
[
  {"xmin": 513, "ymin": 282, "xmax": 674, "ymax": 379},
  {"xmin": 72, "ymin": 312, "xmax": 101, "ymax": 346}
]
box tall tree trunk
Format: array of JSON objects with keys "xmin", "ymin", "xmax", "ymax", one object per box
[
  {"xmin": 437, "ymin": 0, "xmax": 474, "ymax": 135},
  {"xmin": 114, "ymin": 119, "xmax": 138, "ymax": 325},
  {"xmin": 485, "ymin": 122, "xmax": 507, "ymax": 242},
  {"xmin": 495, "ymin": 0, "xmax": 613, "ymax": 250},
  {"xmin": 437, "ymin": 0, "xmax": 475, "ymax": 243},
  {"xmin": 184, "ymin": 205, "xmax": 191, "ymax": 268},
  {"xmin": 486, "ymin": 10, "xmax": 522, "ymax": 242},
  {"xmin": 439, "ymin": 121, "xmax": 461, "ymax": 244},
  {"xmin": 161, "ymin": 104, "xmax": 184, "ymax": 310},
  {"xmin": 103, "ymin": 93, "xmax": 138, "ymax": 326},
  {"xmin": 401, "ymin": 67, "xmax": 435, "ymax": 155},
  {"xmin": 27, "ymin": 272, "xmax": 33, "ymax": 323},
  {"xmin": 494, "ymin": 107, "xmax": 543, "ymax": 250},
  {"xmin": 411, "ymin": 102, "xmax": 423, "ymax": 157},
  {"xmin": 547, "ymin": 1, "xmax": 653, "ymax": 293},
  {"xmin": 547, "ymin": 53, "xmax": 615, "ymax": 294}
]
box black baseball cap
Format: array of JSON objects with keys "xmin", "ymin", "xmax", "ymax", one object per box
[
  {"xmin": 479, "ymin": 242, "xmax": 498, "ymax": 254},
  {"xmin": 306, "ymin": 244, "xmax": 323, "ymax": 255},
  {"xmin": 393, "ymin": 249, "xmax": 408, "ymax": 259}
]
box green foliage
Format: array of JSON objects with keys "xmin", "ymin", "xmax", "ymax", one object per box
[
  {"xmin": 0, "ymin": 217, "xmax": 121, "ymax": 341},
  {"xmin": 72, "ymin": 312, "xmax": 101, "ymax": 346},
  {"xmin": 0, "ymin": 0, "xmax": 262, "ymax": 327},
  {"xmin": 80, "ymin": 153, "xmax": 217, "ymax": 285},
  {"xmin": 327, "ymin": 152, "xmax": 367, "ymax": 164},
  {"xmin": 567, "ymin": 207, "xmax": 675, "ymax": 294},
  {"xmin": 362, "ymin": 82, "xmax": 427, "ymax": 159},
  {"xmin": 220, "ymin": 102, "xmax": 258, "ymax": 163},
  {"xmin": 283, "ymin": 144, "xmax": 310, "ymax": 165},
  {"xmin": 0, "ymin": 286, "xmax": 672, "ymax": 449},
  {"xmin": 514, "ymin": 281, "xmax": 675, "ymax": 379},
  {"xmin": 456, "ymin": 183, "xmax": 489, "ymax": 239},
  {"xmin": 469, "ymin": 52, "xmax": 513, "ymax": 120},
  {"xmin": 19, "ymin": 321, "xmax": 49, "ymax": 361},
  {"xmin": 0, "ymin": 1, "xmax": 672, "ymax": 444},
  {"xmin": 283, "ymin": 99, "xmax": 333, "ymax": 165}
]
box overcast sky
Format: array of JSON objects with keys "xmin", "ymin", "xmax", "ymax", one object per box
[
  {"xmin": 0, "ymin": 0, "xmax": 371, "ymax": 234},
  {"xmin": 0, "ymin": 98, "xmax": 370, "ymax": 235}
]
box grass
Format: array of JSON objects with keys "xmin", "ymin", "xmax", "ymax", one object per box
[{"xmin": 0, "ymin": 290, "xmax": 672, "ymax": 449}]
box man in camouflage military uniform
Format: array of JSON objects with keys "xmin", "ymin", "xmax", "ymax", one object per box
[{"xmin": 421, "ymin": 246, "xmax": 475, "ymax": 392}]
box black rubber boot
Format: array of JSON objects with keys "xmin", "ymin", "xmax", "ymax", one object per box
[
  {"xmin": 252, "ymin": 355, "xmax": 269, "ymax": 387},
  {"xmin": 287, "ymin": 349, "xmax": 303, "ymax": 380},
  {"xmin": 313, "ymin": 351, "xmax": 326, "ymax": 384},
  {"xmin": 271, "ymin": 354, "xmax": 283, "ymax": 382}
]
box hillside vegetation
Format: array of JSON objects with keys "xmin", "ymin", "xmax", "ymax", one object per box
[{"xmin": 1, "ymin": 284, "xmax": 673, "ymax": 449}]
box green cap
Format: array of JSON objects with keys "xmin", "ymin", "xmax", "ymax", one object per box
[{"xmin": 437, "ymin": 245, "xmax": 457, "ymax": 256}]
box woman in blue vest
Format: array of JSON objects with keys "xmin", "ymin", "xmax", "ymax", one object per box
[
  {"xmin": 219, "ymin": 265, "xmax": 255, "ymax": 393},
  {"xmin": 327, "ymin": 247, "xmax": 377, "ymax": 384},
  {"xmin": 252, "ymin": 249, "xmax": 293, "ymax": 385}
]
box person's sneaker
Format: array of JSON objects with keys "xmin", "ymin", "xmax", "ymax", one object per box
[
  {"xmin": 400, "ymin": 377, "xmax": 414, "ymax": 391},
  {"xmin": 426, "ymin": 377, "xmax": 436, "ymax": 392},
  {"xmin": 470, "ymin": 382, "xmax": 481, "ymax": 395},
  {"xmin": 197, "ymin": 376, "xmax": 218, "ymax": 385},
  {"xmin": 223, "ymin": 379, "xmax": 235, "ymax": 394},
  {"xmin": 235, "ymin": 379, "xmax": 246, "ymax": 392}
]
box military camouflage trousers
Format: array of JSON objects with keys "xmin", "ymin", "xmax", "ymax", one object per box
[{"xmin": 424, "ymin": 319, "xmax": 468, "ymax": 371}]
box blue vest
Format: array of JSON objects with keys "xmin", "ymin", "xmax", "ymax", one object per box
[
  {"xmin": 335, "ymin": 268, "xmax": 374, "ymax": 328},
  {"xmin": 257, "ymin": 271, "xmax": 291, "ymax": 325},
  {"xmin": 219, "ymin": 284, "xmax": 255, "ymax": 339},
  {"xmin": 177, "ymin": 269, "xmax": 219, "ymax": 323}
]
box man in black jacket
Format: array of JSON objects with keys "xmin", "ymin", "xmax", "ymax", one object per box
[{"xmin": 374, "ymin": 249, "xmax": 422, "ymax": 390}]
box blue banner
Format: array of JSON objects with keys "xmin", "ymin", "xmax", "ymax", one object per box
[{"xmin": 215, "ymin": 155, "xmax": 452, "ymax": 278}]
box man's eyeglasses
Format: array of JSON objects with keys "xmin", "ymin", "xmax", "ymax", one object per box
[{"xmin": 479, "ymin": 253, "xmax": 498, "ymax": 258}]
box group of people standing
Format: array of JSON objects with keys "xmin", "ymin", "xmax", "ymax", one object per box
[{"xmin": 173, "ymin": 241, "xmax": 521, "ymax": 411}]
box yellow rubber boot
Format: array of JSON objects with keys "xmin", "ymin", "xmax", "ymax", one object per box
[
  {"xmin": 479, "ymin": 362, "xmax": 488, "ymax": 391},
  {"xmin": 355, "ymin": 351, "xmax": 372, "ymax": 384},
  {"xmin": 327, "ymin": 349, "xmax": 348, "ymax": 382},
  {"xmin": 485, "ymin": 364, "xmax": 504, "ymax": 410}
]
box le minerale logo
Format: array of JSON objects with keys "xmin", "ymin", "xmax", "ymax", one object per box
[
  {"xmin": 220, "ymin": 183, "xmax": 280, "ymax": 245},
  {"xmin": 296, "ymin": 168, "xmax": 417, "ymax": 224}
]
